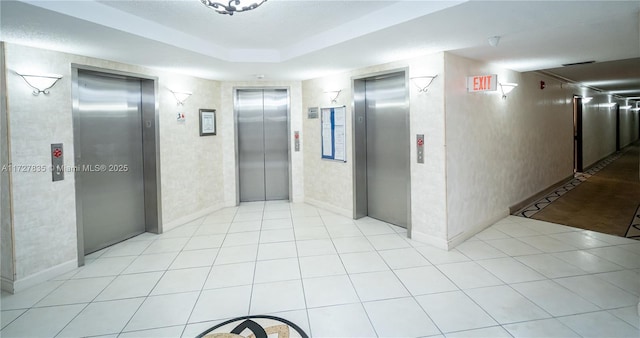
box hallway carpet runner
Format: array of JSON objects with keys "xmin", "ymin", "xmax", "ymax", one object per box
[{"xmin": 516, "ymin": 144, "xmax": 640, "ymax": 239}]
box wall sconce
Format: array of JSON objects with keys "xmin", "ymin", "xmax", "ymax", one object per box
[
  {"xmin": 498, "ymin": 83, "xmax": 518, "ymax": 99},
  {"xmin": 620, "ymin": 105, "xmax": 631, "ymax": 109},
  {"xmin": 582, "ymin": 97, "xmax": 593, "ymax": 103},
  {"xmin": 488, "ymin": 36, "xmax": 501, "ymax": 47},
  {"xmin": 16, "ymin": 72, "xmax": 62, "ymax": 95},
  {"xmin": 410, "ymin": 75, "xmax": 438, "ymax": 93},
  {"xmin": 170, "ymin": 90, "xmax": 192, "ymax": 106},
  {"xmin": 169, "ymin": 89, "xmax": 191, "ymax": 106},
  {"xmin": 324, "ymin": 90, "xmax": 341, "ymax": 104}
]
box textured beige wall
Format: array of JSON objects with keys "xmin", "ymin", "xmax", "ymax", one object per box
[
  {"xmin": 5, "ymin": 44, "xmax": 78, "ymax": 281},
  {"xmin": 302, "ymin": 53, "xmax": 449, "ymax": 245},
  {"xmin": 4, "ymin": 43, "xmax": 223, "ymax": 281},
  {"xmin": 302, "ymin": 73, "xmax": 354, "ymax": 216},
  {"xmin": 1, "ymin": 42, "xmax": 15, "ymax": 284},
  {"xmin": 219, "ymin": 81, "xmax": 304, "ymax": 205},
  {"xmin": 159, "ymin": 74, "xmax": 223, "ymax": 226},
  {"xmin": 443, "ymin": 53, "xmax": 575, "ymax": 243}
]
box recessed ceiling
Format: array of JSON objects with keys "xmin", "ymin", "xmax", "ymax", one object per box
[
  {"xmin": 1, "ymin": 0, "xmax": 639, "ymax": 98},
  {"xmin": 542, "ymin": 58, "xmax": 640, "ymax": 99},
  {"xmin": 97, "ymin": 0, "xmax": 398, "ymax": 50}
]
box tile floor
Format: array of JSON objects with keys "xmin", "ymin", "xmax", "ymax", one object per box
[{"xmin": 1, "ymin": 202, "xmax": 639, "ymax": 338}]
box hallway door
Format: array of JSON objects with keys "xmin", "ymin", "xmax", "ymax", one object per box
[
  {"xmin": 236, "ymin": 89, "xmax": 289, "ymax": 202},
  {"xmin": 616, "ymin": 103, "xmax": 621, "ymax": 151},
  {"xmin": 574, "ymin": 96, "xmax": 583, "ymax": 173}
]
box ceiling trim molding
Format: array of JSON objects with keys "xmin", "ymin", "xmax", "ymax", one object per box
[
  {"xmin": 20, "ymin": 0, "xmax": 466, "ymax": 64},
  {"xmin": 21, "ymin": 0, "xmax": 236, "ymax": 61},
  {"xmin": 280, "ymin": 0, "xmax": 467, "ymax": 61}
]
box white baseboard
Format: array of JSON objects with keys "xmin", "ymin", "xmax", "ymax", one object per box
[
  {"xmin": 7, "ymin": 259, "xmax": 77, "ymax": 294},
  {"xmin": 411, "ymin": 230, "xmax": 449, "ymax": 250},
  {"xmin": 162, "ymin": 203, "xmax": 226, "ymax": 232},
  {"xmin": 1, "ymin": 276, "xmax": 14, "ymax": 293},
  {"xmin": 447, "ymin": 209, "xmax": 510, "ymax": 249},
  {"xmin": 411, "ymin": 209, "xmax": 509, "ymax": 251},
  {"xmin": 304, "ymin": 198, "xmax": 351, "ymax": 218}
]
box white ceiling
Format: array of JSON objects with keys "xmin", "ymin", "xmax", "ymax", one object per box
[{"xmin": 1, "ymin": 0, "xmax": 639, "ymax": 98}]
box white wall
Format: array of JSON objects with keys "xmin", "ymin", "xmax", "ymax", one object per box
[
  {"xmin": 582, "ymin": 97, "xmax": 618, "ymax": 168},
  {"xmin": 219, "ymin": 81, "xmax": 304, "ymax": 205},
  {"xmin": 443, "ymin": 53, "xmax": 574, "ymax": 245},
  {"xmin": 302, "ymin": 53, "xmax": 449, "ymax": 247},
  {"xmin": 3, "ymin": 43, "xmax": 224, "ymax": 291},
  {"xmin": 1, "ymin": 42, "xmax": 15, "ymax": 288},
  {"xmin": 620, "ymin": 105, "xmax": 639, "ymax": 147},
  {"xmin": 158, "ymin": 73, "xmax": 224, "ymax": 229}
]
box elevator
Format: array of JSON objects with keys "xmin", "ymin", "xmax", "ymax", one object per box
[
  {"xmin": 73, "ymin": 67, "xmax": 160, "ymax": 261},
  {"xmin": 236, "ymin": 89, "xmax": 290, "ymax": 202},
  {"xmin": 353, "ymin": 71, "xmax": 410, "ymax": 228}
]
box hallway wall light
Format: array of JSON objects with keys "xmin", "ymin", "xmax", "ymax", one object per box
[
  {"xmin": 488, "ymin": 36, "xmax": 501, "ymax": 47},
  {"xmin": 201, "ymin": 0, "xmax": 267, "ymax": 15},
  {"xmin": 16, "ymin": 72, "xmax": 62, "ymax": 95},
  {"xmin": 582, "ymin": 97, "xmax": 593, "ymax": 103},
  {"xmin": 170, "ymin": 90, "xmax": 192, "ymax": 106},
  {"xmin": 410, "ymin": 75, "xmax": 438, "ymax": 93},
  {"xmin": 620, "ymin": 105, "xmax": 632, "ymax": 109},
  {"xmin": 498, "ymin": 82, "xmax": 518, "ymax": 99},
  {"xmin": 324, "ymin": 90, "xmax": 341, "ymax": 104}
]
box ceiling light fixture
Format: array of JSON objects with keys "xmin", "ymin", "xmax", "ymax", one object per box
[
  {"xmin": 410, "ymin": 75, "xmax": 438, "ymax": 93},
  {"xmin": 16, "ymin": 72, "xmax": 62, "ymax": 95},
  {"xmin": 498, "ymin": 83, "xmax": 518, "ymax": 99},
  {"xmin": 562, "ymin": 60, "xmax": 595, "ymax": 67},
  {"xmin": 201, "ymin": 0, "xmax": 267, "ymax": 15}
]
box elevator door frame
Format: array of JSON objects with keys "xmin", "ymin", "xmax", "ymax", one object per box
[
  {"xmin": 72, "ymin": 64, "xmax": 162, "ymax": 266},
  {"xmin": 233, "ymin": 87, "xmax": 292, "ymax": 205},
  {"xmin": 352, "ymin": 68, "xmax": 412, "ymax": 235}
]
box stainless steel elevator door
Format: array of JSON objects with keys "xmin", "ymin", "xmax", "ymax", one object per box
[
  {"xmin": 365, "ymin": 73, "xmax": 409, "ymax": 227},
  {"xmin": 237, "ymin": 89, "xmax": 289, "ymax": 202},
  {"xmin": 238, "ymin": 89, "xmax": 267, "ymax": 202},
  {"xmin": 77, "ymin": 72, "xmax": 145, "ymax": 254}
]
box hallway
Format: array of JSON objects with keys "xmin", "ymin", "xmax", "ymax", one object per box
[
  {"xmin": 518, "ymin": 145, "xmax": 640, "ymax": 239},
  {"xmin": 1, "ymin": 202, "xmax": 639, "ymax": 337}
]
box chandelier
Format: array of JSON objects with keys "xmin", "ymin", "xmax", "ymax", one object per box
[{"xmin": 201, "ymin": 0, "xmax": 267, "ymax": 15}]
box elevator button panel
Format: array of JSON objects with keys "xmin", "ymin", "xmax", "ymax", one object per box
[
  {"xmin": 51, "ymin": 143, "xmax": 64, "ymax": 181},
  {"xmin": 294, "ymin": 131, "xmax": 300, "ymax": 152},
  {"xmin": 416, "ymin": 134, "xmax": 424, "ymax": 164}
]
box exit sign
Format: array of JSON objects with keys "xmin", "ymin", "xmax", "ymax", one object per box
[{"xmin": 467, "ymin": 74, "xmax": 497, "ymax": 92}]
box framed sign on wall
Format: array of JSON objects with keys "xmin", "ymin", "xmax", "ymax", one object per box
[
  {"xmin": 199, "ymin": 109, "xmax": 216, "ymax": 136},
  {"xmin": 321, "ymin": 106, "xmax": 346, "ymax": 162}
]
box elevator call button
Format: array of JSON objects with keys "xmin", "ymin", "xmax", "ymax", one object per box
[
  {"xmin": 416, "ymin": 134, "xmax": 425, "ymax": 164},
  {"xmin": 51, "ymin": 143, "xmax": 64, "ymax": 182}
]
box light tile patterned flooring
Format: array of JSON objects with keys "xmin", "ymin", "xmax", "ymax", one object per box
[{"xmin": 1, "ymin": 202, "xmax": 639, "ymax": 338}]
